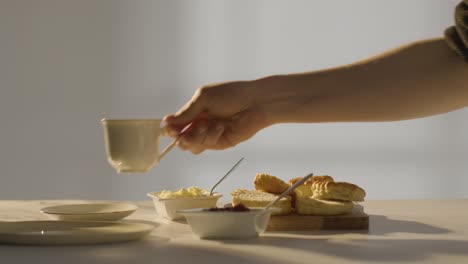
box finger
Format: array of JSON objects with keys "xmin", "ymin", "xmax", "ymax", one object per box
[
  {"xmin": 202, "ymin": 122, "xmax": 225, "ymax": 148},
  {"xmin": 162, "ymin": 125, "xmax": 180, "ymax": 137},
  {"xmin": 177, "ymin": 137, "xmax": 190, "ymax": 151},
  {"xmin": 177, "ymin": 136, "xmax": 205, "ymax": 154},
  {"xmin": 166, "ymin": 89, "xmax": 208, "ymax": 126},
  {"xmin": 163, "ymin": 120, "xmax": 198, "ymax": 138},
  {"xmin": 182, "ymin": 121, "xmax": 209, "ymax": 146},
  {"xmin": 190, "ymin": 147, "xmax": 205, "ymax": 155}
]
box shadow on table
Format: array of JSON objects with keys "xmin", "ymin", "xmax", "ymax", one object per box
[
  {"xmin": 0, "ymin": 214, "xmax": 459, "ymax": 263},
  {"xmin": 217, "ymin": 214, "xmax": 461, "ymax": 262},
  {"xmin": 367, "ymin": 214, "xmax": 451, "ymax": 235},
  {"xmin": 0, "ymin": 235, "xmax": 281, "ymax": 264},
  {"xmin": 223, "ymin": 237, "xmax": 468, "ymax": 262}
]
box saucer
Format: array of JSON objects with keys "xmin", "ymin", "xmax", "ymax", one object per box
[
  {"xmin": 0, "ymin": 220, "xmax": 154, "ymax": 245},
  {"xmin": 40, "ymin": 203, "xmax": 138, "ymax": 221}
]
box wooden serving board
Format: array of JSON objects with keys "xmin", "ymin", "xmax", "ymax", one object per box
[{"xmin": 266, "ymin": 205, "xmax": 369, "ymax": 231}]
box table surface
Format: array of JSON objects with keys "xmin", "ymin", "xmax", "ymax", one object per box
[{"xmin": 1, "ymin": 199, "xmax": 467, "ymax": 264}]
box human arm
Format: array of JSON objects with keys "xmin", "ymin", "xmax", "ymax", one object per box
[
  {"xmin": 164, "ymin": 38, "xmax": 468, "ymax": 154},
  {"xmin": 260, "ymin": 38, "xmax": 468, "ymax": 124}
]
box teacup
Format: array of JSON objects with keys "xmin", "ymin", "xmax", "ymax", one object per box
[{"xmin": 101, "ymin": 119, "xmax": 176, "ymax": 173}]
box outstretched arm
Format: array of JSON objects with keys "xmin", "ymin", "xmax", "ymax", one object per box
[
  {"xmin": 261, "ymin": 38, "xmax": 468, "ymax": 124},
  {"xmin": 165, "ymin": 38, "xmax": 468, "ymax": 154}
]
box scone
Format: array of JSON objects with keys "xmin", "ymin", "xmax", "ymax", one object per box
[
  {"xmin": 231, "ymin": 189, "xmax": 292, "ymax": 215},
  {"xmin": 290, "ymin": 175, "xmax": 334, "ymax": 197},
  {"xmin": 293, "ymin": 185, "xmax": 314, "ymax": 197},
  {"xmin": 288, "ymin": 175, "xmax": 334, "ymax": 185},
  {"xmin": 311, "ymin": 181, "xmax": 366, "ymax": 202},
  {"xmin": 254, "ymin": 173, "xmax": 290, "ymax": 194},
  {"xmin": 296, "ymin": 196, "xmax": 354, "ymax": 215}
]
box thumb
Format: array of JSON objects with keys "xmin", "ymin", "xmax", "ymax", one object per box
[{"xmin": 164, "ymin": 91, "xmax": 207, "ymax": 126}]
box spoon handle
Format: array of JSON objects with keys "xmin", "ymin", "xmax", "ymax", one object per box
[
  {"xmin": 264, "ymin": 173, "xmax": 314, "ymax": 210},
  {"xmin": 209, "ymin": 157, "xmax": 245, "ymax": 195}
]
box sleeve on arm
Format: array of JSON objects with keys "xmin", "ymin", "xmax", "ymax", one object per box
[{"xmin": 445, "ymin": 1, "xmax": 468, "ymax": 61}]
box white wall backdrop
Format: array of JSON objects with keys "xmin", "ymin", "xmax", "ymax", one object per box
[{"xmin": 0, "ymin": 0, "xmax": 466, "ymax": 200}]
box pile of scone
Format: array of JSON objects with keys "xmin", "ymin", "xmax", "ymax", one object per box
[{"xmin": 231, "ymin": 173, "xmax": 366, "ymax": 216}]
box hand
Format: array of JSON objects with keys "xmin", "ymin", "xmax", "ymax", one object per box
[{"xmin": 164, "ymin": 80, "xmax": 271, "ymax": 154}]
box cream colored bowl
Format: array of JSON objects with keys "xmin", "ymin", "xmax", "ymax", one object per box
[
  {"xmin": 147, "ymin": 192, "xmax": 222, "ymax": 220},
  {"xmin": 177, "ymin": 208, "xmax": 276, "ymax": 239},
  {"xmin": 40, "ymin": 203, "xmax": 138, "ymax": 221}
]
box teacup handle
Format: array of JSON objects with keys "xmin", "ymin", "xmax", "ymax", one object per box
[
  {"xmin": 158, "ymin": 138, "xmax": 177, "ymax": 162},
  {"xmin": 158, "ymin": 125, "xmax": 181, "ymax": 162},
  {"xmin": 159, "ymin": 122, "xmax": 192, "ymax": 162}
]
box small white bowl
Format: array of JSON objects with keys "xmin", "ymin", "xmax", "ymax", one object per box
[
  {"xmin": 147, "ymin": 192, "xmax": 222, "ymax": 220},
  {"xmin": 177, "ymin": 207, "xmax": 276, "ymax": 239},
  {"xmin": 40, "ymin": 203, "xmax": 138, "ymax": 221}
]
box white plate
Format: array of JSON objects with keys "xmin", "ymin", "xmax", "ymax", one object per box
[
  {"xmin": 0, "ymin": 220, "xmax": 154, "ymax": 245},
  {"xmin": 40, "ymin": 203, "xmax": 138, "ymax": 221}
]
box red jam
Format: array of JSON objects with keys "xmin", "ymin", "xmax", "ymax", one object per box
[{"xmin": 206, "ymin": 203, "xmax": 250, "ymax": 212}]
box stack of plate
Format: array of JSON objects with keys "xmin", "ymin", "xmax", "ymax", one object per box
[{"xmin": 0, "ymin": 203, "xmax": 155, "ymax": 245}]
